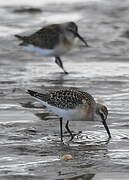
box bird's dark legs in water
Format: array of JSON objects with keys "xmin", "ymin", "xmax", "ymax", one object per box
[
  {"xmin": 60, "ymin": 117, "xmax": 63, "ymax": 142},
  {"xmin": 65, "ymin": 120, "xmax": 74, "ymax": 141},
  {"xmin": 55, "ymin": 56, "xmax": 68, "ymax": 74}
]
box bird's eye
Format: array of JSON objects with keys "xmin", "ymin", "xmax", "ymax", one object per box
[{"xmin": 101, "ymin": 105, "xmax": 108, "ymax": 116}]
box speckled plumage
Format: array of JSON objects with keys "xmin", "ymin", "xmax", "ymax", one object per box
[
  {"xmin": 16, "ymin": 24, "xmax": 62, "ymax": 49},
  {"xmin": 27, "ymin": 88, "xmax": 111, "ymax": 141},
  {"xmin": 15, "ymin": 22, "xmax": 78, "ymax": 49},
  {"xmin": 28, "ymin": 88, "xmax": 95, "ymax": 109}
]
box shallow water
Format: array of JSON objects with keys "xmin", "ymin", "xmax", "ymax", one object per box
[{"xmin": 0, "ymin": 0, "xmax": 129, "ymax": 179}]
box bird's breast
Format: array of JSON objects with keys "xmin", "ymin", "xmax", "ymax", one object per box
[
  {"xmin": 61, "ymin": 107, "xmax": 93, "ymax": 121},
  {"xmin": 54, "ymin": 38, "xmax": 76, "ymax": 56}
]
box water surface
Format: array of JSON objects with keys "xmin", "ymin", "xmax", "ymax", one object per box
[{"xmin": 0, "ymin": 0, "xmax": 129, "ymax": 179}]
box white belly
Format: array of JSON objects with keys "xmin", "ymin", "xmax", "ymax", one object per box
[
  {"xmin": 22, "ymin": 37, "xmax": 76, "ymax": 57},
  {"xmin": 33, "ymin": 97, "xmax": 86, "ymax": 121},
  {"xmin": 23, "ymin": 44, "xmax": 56, "ymax": 56}
]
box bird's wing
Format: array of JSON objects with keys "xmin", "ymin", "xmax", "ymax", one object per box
[
  {"xmin": 28, "ymin": 89, "xmax": 95, "ymax": 109},
  {"xmin": 16, "ymin": 24, "xmax": 62, "ymax": 49}
]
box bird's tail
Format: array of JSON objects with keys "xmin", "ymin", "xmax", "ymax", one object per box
[
  {"xmin": 15, "ymin": 34, "xmax": 25, "ymax": 40},
  {"xmin": 27, "ymin": 90, "xmax": 48, "ymax": 101},
  {"xmin": 15, "ymin": 34, "xmax": 28, "ymax": 45},
  {"xmin": 28, "ymin": 90, "xmax": 41, "ymax": 98},
  {"xmin": 14, "ymin": 34, "xmax": 27, "ymax": 41}
]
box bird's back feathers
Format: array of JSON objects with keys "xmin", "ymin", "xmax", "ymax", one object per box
[
  {"xmin": 27, "ymin": 89, "xmax": 95, "ymax": 110},
  {"xmin": 15, "ymin": 24, "xmax": 62, "ymax": 49}
]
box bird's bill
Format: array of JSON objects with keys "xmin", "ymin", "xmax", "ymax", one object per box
[
  {"xmin": 74, "ymin": 32, "xmax": 89, "ymax": 47},
  {"xmin": 102, "ymin": 119, "xmax": 111, "ymax": 139}
]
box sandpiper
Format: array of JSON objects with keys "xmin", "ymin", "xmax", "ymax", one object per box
[
  {"xmin": 15, "ymin": 22, "xmax": 88, "ymax": 74},
  {"xmin": 27, "ymin": 88, "xmax": 111, "ymax": 142}
]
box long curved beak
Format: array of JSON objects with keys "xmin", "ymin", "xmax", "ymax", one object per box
[
  {"xmin": 75, "ymin": 32, "xmax": 89, "ymax": 47},
  {"xmin": 70, "ymin": 30, "xmax": 89, "ymax": 47},
  {"xmin": 101, "ymin": 115, "xmax": 111, "ymax": 139}
]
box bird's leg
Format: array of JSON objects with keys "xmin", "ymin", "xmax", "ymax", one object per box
[
  {"xmin": 65, "ymin": 120, "xmax": 74, "ymax": 141},
  {"xmin": 55, "ymin": 57, "xmax": 68, "ymax": 74},
  {"xmin": 60, "ymin": 117, "xmax": 63, "ymax": 142}
]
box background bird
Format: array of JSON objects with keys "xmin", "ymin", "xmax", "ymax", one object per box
[{"xmin": 15, "ymin": 21, "xmax": 89, "ymax": 74}]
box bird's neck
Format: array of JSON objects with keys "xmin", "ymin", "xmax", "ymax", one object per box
[{"xmin": 63, "ymin": 31, "xmax": 76, "ymax": 44}]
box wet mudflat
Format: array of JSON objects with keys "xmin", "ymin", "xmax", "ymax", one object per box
[{"xmin": 0, "ymin": 0, "xmax": 129, "ymax": 179}]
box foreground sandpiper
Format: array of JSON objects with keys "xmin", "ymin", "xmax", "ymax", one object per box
[
  {"xmin": 27, "ymin": 88, "xmax": 111, "ymax": 142},
  {"xmin": 15, "ymin": 22, "xmax": 88, "ymax": 74}
]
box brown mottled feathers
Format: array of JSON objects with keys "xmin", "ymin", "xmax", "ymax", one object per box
[
  {"xmin": 101, "ymin": 105, "xmax": 108, "ymax": 116},
  {"xmin": 28, "ymin": 89, "xmax": 95, "ymax": 109},
  {"xmin": 15, "ymin": 24, "xmax": 62, "ymax": 49}
]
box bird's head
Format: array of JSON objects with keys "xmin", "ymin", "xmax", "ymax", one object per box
[
  {"xmin": 65, "ymin": 22, "xmax": 89, "ymax": 47},
  {"xmin": 96, "ymin": 103, "xmax": 111, "ymax": 139}
]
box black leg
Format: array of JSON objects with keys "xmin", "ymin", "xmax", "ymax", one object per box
[
  {"xmin": 55, "ymin": 57, "xmax": 68, "ymax": 74},
  {"xmin": 65, "ymin": 120, "xmax": 74, "ymax": 141},
  {"xmin": 60, "ymin": 117, "xmax": 63, "ymax": 142}
]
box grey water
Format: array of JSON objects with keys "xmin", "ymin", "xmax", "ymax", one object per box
[{"xmin": 0, "ymin": 0, "xmax": 129, "ymax": 179}]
